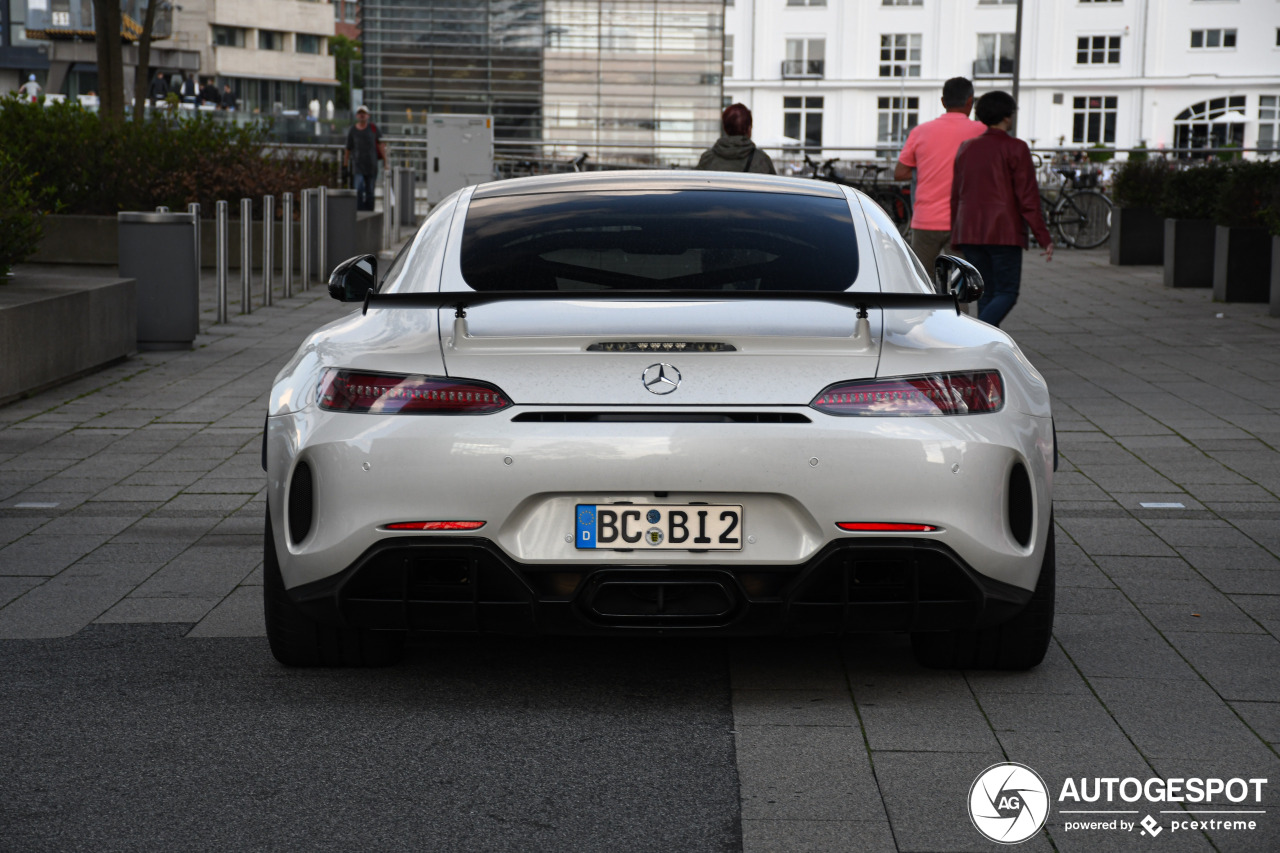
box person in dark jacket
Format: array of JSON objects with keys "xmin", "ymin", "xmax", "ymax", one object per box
[
  {"xmin": 696, "ymin": 104, "xmax": 776, "ymax": 175},
  {"xmin": 148, "ymin": 72, "xmax": 168, "ymax": 105},
  {"xmin": 950, "ymin": 91, "xmax": 1053, "ymax": 328}
]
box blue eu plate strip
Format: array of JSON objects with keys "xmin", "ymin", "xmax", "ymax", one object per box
[{"xmin": 575, "ymin": 505, "xmax": 597, "ymax": 549}]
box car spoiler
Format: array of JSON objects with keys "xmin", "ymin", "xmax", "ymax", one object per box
[{"xmin": 361, "ymin": 289, "xmax": 960, "ymax": 317}]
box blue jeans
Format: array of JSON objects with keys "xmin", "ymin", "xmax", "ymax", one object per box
[
  {"xmin": 959, "ymin": 244, "xmax": 1024, "ymax": 327},
  {"xmin": 354, "ymin": 171, "xmax": 376, "ymax": 211}
]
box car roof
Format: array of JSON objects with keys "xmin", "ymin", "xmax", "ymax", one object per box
[{"xmin": 470, "ymin": 169, "xmax": 848, "ymax": 200}]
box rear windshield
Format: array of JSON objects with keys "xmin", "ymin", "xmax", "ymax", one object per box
[{"xmin": 459, "ymin": 190, "xmax": 859, "ymax": 293}]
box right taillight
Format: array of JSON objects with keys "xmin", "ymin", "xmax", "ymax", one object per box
[
  {"xmin": 318, "ymin": 369, "xmax": 511, "ymax": 414},
  {"xmin": 810, "ymin": 371, "xmax": 1003, "ymax": 416}
]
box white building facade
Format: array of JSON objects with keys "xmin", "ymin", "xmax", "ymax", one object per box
[{"xmin": 724, "ymin": 0, "xmax": 1280, "ymax": 157}]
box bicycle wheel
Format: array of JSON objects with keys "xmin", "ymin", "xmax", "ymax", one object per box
[
  {"xmin": 874, "ymin": 190, "xmax": 912, "ymax": 238},
  {"xmin": 1053, "ymin": 190, "xmax": 1112, "ymax": 249}
]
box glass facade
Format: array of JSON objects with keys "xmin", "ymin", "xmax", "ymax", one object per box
[{"xmin": 362, "ymin": 0, "xmax": 724, "ymax": 163}]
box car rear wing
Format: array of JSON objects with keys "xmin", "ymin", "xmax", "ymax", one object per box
[{"xmin": 360, "ymin": 289, "xmax": 961, "ymax": 318}]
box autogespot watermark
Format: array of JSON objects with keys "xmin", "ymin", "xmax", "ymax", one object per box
[{"xmin": 967, "ymin": 764, "xmax": 1269, "ymax": 844}]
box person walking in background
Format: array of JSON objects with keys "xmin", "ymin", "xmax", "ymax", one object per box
[
  {"xmin": 148, "ymin": 72, "xmax": 168, "ymax": 106},
  {"xmin": 345, "ymin": 105, "xmax": 384, "ymax": 211},
  {"xmin": 199, "ymin": 78, "xmax": 219, "ymax": 107},
  {"xmin": 950, "ymin": 91, "xmax": 1053, "ymax": 328},
  {"xmin": 18, "ymin": 74, "xmax": 41, "ymax": 102},
  {"xmin": 180, "ymin": 73, "xmax": 198, "ymax": 106},
  {"xmin": 220, "ymin": 84, "xmax": 237, "ymax": 111},
  {"xmin": 893, "ymin": 77, "xmax": 985, "ymax": 274},
  {"xmin": 696, "ymin": 104, "xmax": 776, "ymax": 175}
]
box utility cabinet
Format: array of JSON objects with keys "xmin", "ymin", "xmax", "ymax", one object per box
[{"xmin": 426, "ymin": 114, "xmax": 494, "ymax": 206}]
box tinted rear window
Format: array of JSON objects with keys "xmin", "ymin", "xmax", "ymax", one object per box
[{"xmin": 460, "ymin": 190, "xmax": 859, "ymax": 292}]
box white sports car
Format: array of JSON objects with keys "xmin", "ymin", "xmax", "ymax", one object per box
[{"xmin": 263, "ymin": 171, "xmax": 1055, "ymax": 669}]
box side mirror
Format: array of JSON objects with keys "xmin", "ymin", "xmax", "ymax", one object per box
[
  {"xmin": 934, "ymin": 254, "xmax": 983, "ymax": 305},
  {"xmin": 328, "ymin": 254, "xmax": 378, "ymax": 302}
]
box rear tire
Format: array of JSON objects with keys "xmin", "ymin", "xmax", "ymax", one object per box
[
  {"xmin": 911, "ymin": 521, "xmax": 1055, "ymax": 670},
  {"xmin": 263, "ymin": 510, "xmax": 404, "ymax": 667}
]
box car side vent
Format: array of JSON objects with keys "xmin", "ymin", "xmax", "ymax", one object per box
[
  {"xmin": 288, "ymin": 462, "xmax": 314, "ymax": 546},
  {"xmin": 511, "ymin": 412, "xmax": 811, "ymax": 424},
  {"xmin": 1008, "ymin": 462, "xmax": 1033, "ymax": 547}
]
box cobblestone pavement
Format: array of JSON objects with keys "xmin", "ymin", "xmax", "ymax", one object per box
[{"xmin": 2, "ymin": 248, "xmax": 1278, "ymax": 852}]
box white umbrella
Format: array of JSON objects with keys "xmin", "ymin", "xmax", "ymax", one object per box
[{"xmin": 1218, "ymin": 111, "xmax": 1250, "ymax": 124}]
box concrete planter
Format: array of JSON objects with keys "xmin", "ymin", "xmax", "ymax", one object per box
[
  {"xmin": 1212, "ymin": 225, "xmax": 1272, "ymax": 303},
  {"xmin": 1109, "ymin": 207, "xmax": 1164, "ymax": 266},
  {"xmin": 1162, "ymin": 218, "xmax": 1215, "ymax": 289},
  {"xmin": 1270, "ymin": 235, "xmax": 1280, "ymax": 318}
]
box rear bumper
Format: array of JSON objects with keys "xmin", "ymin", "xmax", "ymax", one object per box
[{"xmin": 288, "ymin": 536, "xmax": 1033, "ymax": 637}]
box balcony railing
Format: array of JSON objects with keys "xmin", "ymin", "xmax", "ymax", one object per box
[{"xmin": 781, "ymin": 59, "xmax": 825, "ymax": 79}]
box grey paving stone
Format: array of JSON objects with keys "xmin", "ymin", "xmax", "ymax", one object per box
[
  {"xmin": 0, "ymin": 562, "xmax": 157, "ymax": 638},
  {"xmin": 730, "ymin": 639, "xmax": 849, "ymax": 691},
  {"xmin": 1054, "ymin": 613, "xmax": 1200, "ymax": 681},
  {"xmin": 0, "ymin": 516, "xmax": 50, "ymax": 544},
  {"xmin": 92, "ymin": 484, "xmax": 187, "ymax": 502},
  {"xmin": 1198, "ymin": 568, "xmax": 1280, "ymax": 596},
  {"xmin": 852, "ymin": 672, "xmax": 999, "ymax": 754},
  {"xmin": 1057, "ymin": 587, "xmax": 1139, "ymax": 616},
  {"xmin": 871, "ymin": 751, "xmax": 1055, "ymax": 853},
  {"xmin": 1142, "ymin": 600, "xmax": 1266, "ymax": 635},
  {"xmin": 1229, "ymin": 701, "xmax": 1280, "ymax": 744},
  {"xmin": 185, "ymin": 585, "xmax": 264, "ymax": 638},
  {"xmin": 1230, "ymin": 595, "xmax": 1280, "ymax": 638},
  {"xmin": 0, "ymin": 534, "xmax": 113, "ymax": 577},
  {"xmin": 741, "ymin": 819, "xmax": 897, "ymax": 853},
  {"xmin": 1163, "ymin": 632, "xmax": 1280, "ymax": 702},
  {"xmin": 980, "ymin": 691, "xmax": 1127, "ymax": 739},
  {"xmin": 1179, "ymin": 546, "xmax": 1280, "ymax": 572},
  {"xmin": 1056, "ymin": 517, "xmax": 1178, "ymax": 558},
  {"xmin": 736, "ymin": 725, "xmax": 884, "ymax": 822},
  {"xmin": 0, "ymin": 576, "xmax": 43, "ymax": 608},
  {"xmin": 964, "ymin": 643, "xmax": 1091, "ymax": 697},
  {"xmin": 129, "ymin": 544, "xmax": 258, "ymax": 600},
  {"xmin": 732, "ymin": 689, "xmax": 858, "ymax": 728},
  {"xmin": 34, "ymin": 515, "xmax": 136, "ymax": 537},
  {"xmin": 1145, "ymin": 520, "xmax": 1265, "ymax": 550},
  {"xmin": 95, "ymin": 596, "xmax": 219, "ymax": 623},
  {"xmin": 1090, "ymin": 677, "xmax": 1268, "ymax": 761}
]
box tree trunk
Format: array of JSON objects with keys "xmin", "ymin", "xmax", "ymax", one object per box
[
  {"xmin": 92, "ymin": 0, "xmax": 125, "ymax": 121},
  {"xmin": 132, "ymin": 0, "xmax": 160, "ymax": 122}
]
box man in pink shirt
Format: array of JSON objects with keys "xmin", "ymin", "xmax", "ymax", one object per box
[{"xmin": 894, "ymin": 77, "xmax": 986, "ymax": 274}]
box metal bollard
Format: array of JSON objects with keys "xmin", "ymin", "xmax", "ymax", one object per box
[
  {"xmin": 215, "ymin": 200, "xmax": 229, "ymax": 324},
  {"xmin": 382, "ymin": 167, "xmax": 394, "ymax": 250},
  {"xmin": 263, "ymin": 194, "xmax": 274, "ymax": 308},
  {"xmin": 240, "ymin": 198, "xmax": 252, "ymax": 314},
  {"xmin": 282, "ymin": 192, "xmax": 293, "ymax": 299},
  {"xmin": 318, "ymin": 185, "xmax": 328, "ymax": 286},
  {"xmin": 300, "ymin": 189, "xmax": 312, "ymax": 291},
  {"xmin": 188, "ymin": 202, "xmax": 201, "ymax": 284}
]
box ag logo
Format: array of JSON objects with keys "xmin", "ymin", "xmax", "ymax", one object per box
[{"xmin": 969, "ymin": 762, "xmax": 1050, "ymax": 844}]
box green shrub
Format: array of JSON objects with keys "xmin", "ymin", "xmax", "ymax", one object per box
[
  {"xmin": 0, "ymin": 94, "xmax": 331, "ymax": 218},
  {"xmin": 1087, "ymin": 143, "xmax": 1114, "ymax": 163},
  {"xmin": 1128, "ymin": 143, "xmax": 1149, "ymax": 163},
  {"xmin": 0, "ymin": 147, "xmax": 54, "ymax": 277},
  {"xmin": 1156, "ymin": 164, "xmax": 1225, "ymax": 221},
  {"xmin": 1213, "ymin": 160, "xmax": 1280, "ymax": 229},
  {"xmin": 1111, "ymin": 159, "xmax": 1171, "ymax": 209}
]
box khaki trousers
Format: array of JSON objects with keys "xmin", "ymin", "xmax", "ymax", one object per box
[{"xmin": 911, "ymin": 229, "xmax": 975, "ymax": 316}]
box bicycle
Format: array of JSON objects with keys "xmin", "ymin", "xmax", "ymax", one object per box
[
  {"xmin": 1039, "ymin": 166, "xmax": 1112, "ymax": 249},
  {"xmin": 803, "ymin": 155, "xmax": 913, "ymax": 237}
]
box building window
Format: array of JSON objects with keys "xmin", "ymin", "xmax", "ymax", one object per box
[
  {"xmin": 786, "ymin": 0, "xmax": 826, "ymax": 6},
  {"xmin": 977, "ymin": 0, "xmax": 1016, "ymax": 5},
  {"xmin": 1174, "ymin": 96, "xmax": 1246, "ymax": 152},
  {"xmin": 297, "ymin": 34, "xmax": 322, "ymax": 54},
  {"xmin": 1072, "ymin": 95, "xmax": 1116, "ymax": 144},
  {"xmin": 259, "ymin": 30, "xmax": 286, "ymax": 51},
  {"xmin": 878, "ymin": 96, "xmax": 919, "ymax": 146},
  {"xmin": 879, "ymin": 34, "xmax": 921, "ymax": 77},
  {"xmin": 975, "ymin": 33, "xmax": 1015, "ymax": 76},
  {"xmin": 724, "ymin": 35, "xmax": 734, "ymax": 78},
  {"xmin": 783, "ymin": 39, "xmax": 825, "ymax": 78},
  {"xmin": 1190, "ymin": 29, "xmax": 1237, "ymax": 49},
  {"xmin": 882, "ymin": 0, "xmax": 922, "ymax": 5},
  {"xmin": 1076, "ymin": 35, "xmax": 1121, "ymax": 64},
  {"xmin": 783, "ymin": 96, "xmax": 824, "ymax": 151},
  {"xmin": 212, "ymin": 26, "xmax": 246, "ymax": 48},
  {"xmin": 1259, "ymin": 96, "xmax": 1279, "ymax": 151}
]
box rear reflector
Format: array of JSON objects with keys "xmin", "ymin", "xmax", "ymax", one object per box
[
  {"xmin": 837, "ymin": 522, "xmax": 939, "ymax": 532},
  {"xmin": 319, "ymin": 369, "xmax": 510, "ymax": 414},
  {"xmin": 811, "ymin": 371, "xmax": 1003, "ymax": 416},
  {"xmin": 383, "ymin": 521, "xmax": 486, "ymax": 531}
]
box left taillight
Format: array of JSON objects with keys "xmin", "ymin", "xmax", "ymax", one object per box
[
  {"xmin": 318, "ymin": 369, "xmax": 511, "ymax": 414},
  {"xmin": 810, "ymin": 371, "xmax": 1003, "ymax": 416}
]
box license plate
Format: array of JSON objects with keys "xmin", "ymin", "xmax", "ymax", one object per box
[{"xmin": 575, "ymin": 504, "xmax": 743, "ymax": 550}]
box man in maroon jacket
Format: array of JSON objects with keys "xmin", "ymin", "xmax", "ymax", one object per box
[{"xmin": 950, "ymin": 91, "xmax": 1053, "ymax": 327}]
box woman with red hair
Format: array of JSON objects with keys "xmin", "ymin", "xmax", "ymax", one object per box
[{"xmin": 696, "ymin": 103, "xmax": 776, "ymax": 174}]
